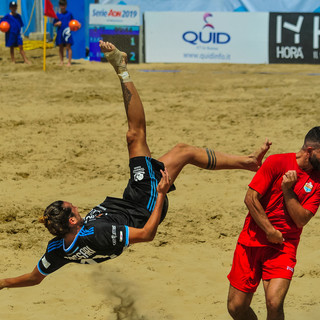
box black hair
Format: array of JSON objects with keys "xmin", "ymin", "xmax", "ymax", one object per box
[
  {"xmin": 59, "ymin": 0, "xmax": 67, "ymax": 6},
  {"xmin": 39, "ymin": 201, "xmax": 73, "ymax": 237},
  {"xmin": 303, "ymin": 126, "xmax": 320, "ymax": 149}
]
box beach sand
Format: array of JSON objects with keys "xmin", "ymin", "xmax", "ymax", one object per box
[{"xmin": 0, "ymin": 44, "xmax": 320, "ymax": 319}]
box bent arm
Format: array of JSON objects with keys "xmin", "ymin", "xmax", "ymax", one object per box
[
  {"xmin": 244, "ymin": 188, "xmax": 283, "ymax": 244},
  {"xmin": 0, "ymin": 266, "xmax": 46, "ymax": 290},
  {"xmin": 281, "ymin": 171, "xmax": 314, "ymax": 228},
  {"xmin": 129, "ymin": 168, "xmax": 170, "ymax": 244},
  {"xmin": 129, "ymin": 193, "xmax": 166, "ymax": 244}
]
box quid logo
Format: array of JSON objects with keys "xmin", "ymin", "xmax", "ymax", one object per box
[{"xmin": 182, "ymin": 13, "xmax": 231, "ymax": 45}]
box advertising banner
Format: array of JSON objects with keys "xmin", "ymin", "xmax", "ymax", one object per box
[
  {"xmin": 269, "ymin": 13, "xmax": 320, "ymax": 64},
  {"xmin": 89, "ymin": 4, "xmax": 140, "ymax": 26},
  {"xmin": 144, "ymin": 12, "xmax": 269, "ymax": 64},
  {"xmin": 89, "ymin": 4, "xmax": 140, "ymax": 63}
]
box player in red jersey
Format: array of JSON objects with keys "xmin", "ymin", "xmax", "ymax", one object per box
[{"xmin": 227, "ymin": 126, "xmax": 320, "ymax": 320}]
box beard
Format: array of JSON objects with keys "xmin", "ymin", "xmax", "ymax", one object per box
[{"xmin": 309, "ymin": 154, "xmax": 320, "ymax": 171}]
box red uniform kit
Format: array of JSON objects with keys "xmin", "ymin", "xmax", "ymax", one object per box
[{"xmin": 228, "ymin": 153, "xmax": 320, "ymax": 292}]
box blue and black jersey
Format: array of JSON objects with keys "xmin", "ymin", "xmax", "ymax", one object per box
[{"xmin": 37, "ymin": 157, "xmax": 175, "ymax": 276}]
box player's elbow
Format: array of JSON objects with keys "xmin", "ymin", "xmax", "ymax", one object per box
[
  {"xmin": 29, "ymin": 276, "xmax": 44, "ymax": 286},
  {"xmin": 141, "ymin": 228, "xmax": 156, "ymax": 242},
  {"xmin": 244, "ymin": 192, "xmax": 253, "ymax": 209}
]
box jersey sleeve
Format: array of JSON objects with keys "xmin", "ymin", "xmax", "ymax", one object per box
[
  {"xmin": 37, "ymin": 244, "xmax": 69, "ymax": 276},
  {"xmin": 302, "ymin": 187, "xmax": 320, "ymax": 215},
  {"xmin": 249, "ymin": 155, "xmax": 278, "ymax": 196},
  {"xmin": 94, "ymin": 222, "xmax": 129, "ymax": 252}
]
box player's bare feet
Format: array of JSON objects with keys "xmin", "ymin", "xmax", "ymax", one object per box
[
  {"xmin": 247, "ymin": 138, "xmax": 272, "ymax": 171},
  {"xmin": 99, "ymin": 40, "xmax": 131, "ymax": 82}
]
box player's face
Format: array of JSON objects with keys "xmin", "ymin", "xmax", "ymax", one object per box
[
  {"xmin": 10, "ymin": 5, "xmax": 17, "ymax": 13},
  {"xmin": 64, "ymin": 202, "xmax": 84, "ymax": 225},
  {"xmin": 59, "ymin": 5, "xmax": 66, "ymax": 13},
  {"xmin": 309, "ymin": 148, "xmax": 320, "ymax": 171}
]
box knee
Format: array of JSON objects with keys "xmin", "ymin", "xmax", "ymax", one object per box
[
  {"xmin": 227, "ymin": 299, "xmax": 245, "ymax": 319},
  {"xmin": 171, "ymin": 143, "xmax": 192, "ymax": 156},
  {"xmin": 266, "ymin": 297, "xmax": 284, "ymax": 316},
  {"xmin": 126, "ymin": 128, "xmax": 145, "ymax": 146},
  {"xmin": 227, "ymin": 297, "xmax": 254, "ymax": 320}
]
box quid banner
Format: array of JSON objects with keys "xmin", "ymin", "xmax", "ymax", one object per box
[
  {"xmin": 269, "ymin": 13, "xmax": 320, "ymax": 64},
  {"xmin": 144, "ymin": 12, "xmax": 269, "ymax": 64}
]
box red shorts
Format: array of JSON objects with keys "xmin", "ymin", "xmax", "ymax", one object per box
[{"xmin": 227, "ymin": 242, "xmax": 297, "ymax": 293}]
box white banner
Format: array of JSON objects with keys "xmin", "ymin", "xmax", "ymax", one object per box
[
  {"xmin": 99, "ymin": 0, "xmax": 320, "ymax": 13},
  {"xmin": 89, "ymin": 4, "xmax": 140, "ymax": 26},
  {"xmin": 144, "ymin": 12, "xmax": 269, "ymax": 64}
]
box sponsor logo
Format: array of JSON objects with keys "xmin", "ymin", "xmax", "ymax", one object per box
[
  {"xmin": 203, "ymin": 13, "xmax": 214, "ymax": 29},
  {"xmin": 92, "ymin": 9, "xmax": 108, "ymax": 17},
  {"xmin": 304, "ymin": 181, "xmax": 313, "ymax": 193},
  {"xmin": 182, "ymin": 13, "xmax": 231, "ymax": 46},
  {"xmin": 275, "ymin": 15, "xmax": 304, "ymax": 60},
  {"xmin": 85, "ymin": 206, "xmax": 108, "ymax": 223},
  {"xmin": 41, "ymin": 256, "xmax": 51, "ymax": 269},
  {"xmin": 62, "ymin": 27, "xmax": 71, "ymax": 42},
  {"xmin": 287, "ymin": 266, "xmax": 294, "ymax": 273},
  {"xmin": 120, "ymin": 231, "xmax": 123, "ymax": 242},
  {"xmin": 270, "ymin": 13, "xmax": 320, "ymax": 63},
  {"xmin": 92, "ymin": 8, "xmax": 138, "ymax": 19},
  {"xmin": 111, "ymin": 225, "xmax": 117, "ymax": 246},
  {"xmin": 133, "ymin": 166, "xmax": 145, "ymax": 181},
  {"xmin": 66, "ymin": 246, "xmax": 96, "ymax": 261}
]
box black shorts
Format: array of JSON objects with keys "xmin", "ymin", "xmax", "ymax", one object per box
[{"xmin": 123, "ymin": 156, "xmax": 175, "ymax": 223}]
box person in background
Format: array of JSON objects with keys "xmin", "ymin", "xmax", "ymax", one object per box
[
  {"xmin": 0, "ymin": 1, "xmax": 30, "ymax": 64},
  {"xmin": 53, "ymin": 0, "xmax": 75, "ymax": 66}
]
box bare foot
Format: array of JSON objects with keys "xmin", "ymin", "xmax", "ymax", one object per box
[
  {"xmin": 99, "ymin": 40, "xmax": 128, "ymax": 74},
  {"xmin": 247, "ymin": 138, "xmax": 272, "ymax": 171},
  {"xmin": 59, "ymin": 61, "xmax": 64, "ymax": 66},
  {"xmin": 24, "ymin": 59, "xmax": 31, "ymax": 65}
]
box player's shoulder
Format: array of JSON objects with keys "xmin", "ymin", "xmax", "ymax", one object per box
[
  {"xmin": 265, "ymin": 153, "xmax": 295, "ymax": 163},
  {"xmin": 46, "ymin": 237, "xmax": 64, "ymax": 252}
]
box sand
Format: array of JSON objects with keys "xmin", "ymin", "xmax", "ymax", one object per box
[{"xmin": 0, "ymin": 44, "xmax": 320, "ymax": 320}]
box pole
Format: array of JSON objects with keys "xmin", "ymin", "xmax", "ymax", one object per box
[{"xmin": 43, "ymin": 15, "xmax": 47, "ymax": 71}]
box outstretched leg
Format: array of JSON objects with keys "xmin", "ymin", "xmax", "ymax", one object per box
[
  {"xmin": 158, "ymin": 139, "xmax": 271, "ymax": 184},
  {"xmin": 99, "ymin": 40, "xmax": 271, "ymax": 183},
  {"xmin": 99, "ymin": 40, "xmax": 151, "ymax": 159}
]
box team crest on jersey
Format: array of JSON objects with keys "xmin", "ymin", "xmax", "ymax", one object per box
[
  {"xmin": 133, "ymin": 166, "xmax": 145, "ymax": 181},
  {"xmin": 304, "ymin": 182, "xmax": 313, "ymax": 193}
]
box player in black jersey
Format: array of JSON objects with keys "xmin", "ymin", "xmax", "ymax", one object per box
[{"xmin": 0, "ymin": 41, "xmax": 271, "ymax": 290}]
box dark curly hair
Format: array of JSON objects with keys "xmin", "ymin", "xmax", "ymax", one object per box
[{"xmin": 39, "ymin": 201, "xmax": 73, "ymax": 238}]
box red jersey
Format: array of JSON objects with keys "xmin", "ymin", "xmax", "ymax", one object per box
[{"xmin": 238, "ymin": 153, "xmax": 320, "ymax": 255}]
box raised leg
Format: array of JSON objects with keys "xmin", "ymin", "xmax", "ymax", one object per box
[
  {"xmin": 158, "ymin": 139, "xmax": 271, "ymax": 184},
  {"xmin": 99, "ymin": 40, "xmax": 151, "ymax": 158}
]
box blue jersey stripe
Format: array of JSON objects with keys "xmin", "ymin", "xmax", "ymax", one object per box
[
  {"xmin": 48, "ymin": 240, "xmax": 63, "ymax": 252},
  {"xmin": 146, "ymin": 157, "xmax": 158, "ymax": 212},
  {"xmin": 125, "ymin": 226, "xmax": 129, "ymax": 246}
]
